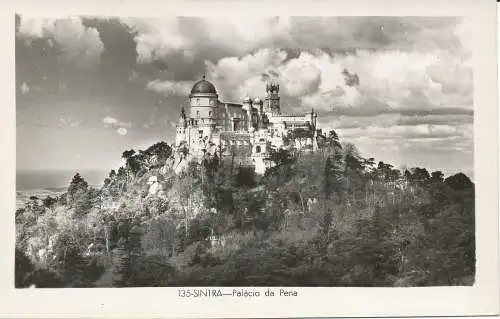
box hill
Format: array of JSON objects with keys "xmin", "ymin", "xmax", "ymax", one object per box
[{"xmin": 14, "ymin": 132, "xmax": 475, "ymax": 288}]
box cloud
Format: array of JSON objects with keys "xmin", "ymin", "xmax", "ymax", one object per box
[
  {"xmin": 102, "ymin": 116, "xmax": 118, "ymax": 125},
  {"xmin": 102, "ymin": 116, "xmax": 132, "ymax": 129},
  {"xmin": 204, "ymin": 44, "xmax": 471, "ymax": 118},
  {"xmin": 116, "ymin": 127, "xmax": 128, "ymax": 136},
  {"xmin": 205, "ymin": 48, "xmax": 289, "ymax": 100},
  {"xmin": 337, "ymin": 123, "xmax": 472, "ymax": 144},
  {"xmin": 146, "ymin": 79, "xmax": 192, "ymax": 96},
  {"xmin": 57, "ymin": 116, "xmax": 81, "ymax": 128},
  {"xmin": 17, "ymin": 16, "xmax": 104, "ymax": 67},
  {"xmin": 123, "ymin": 16, "xmax": 471, "ymax": 109},
  {"xmin": 124, "ymin": 17, "xmax": 467, "ymax": 65}
]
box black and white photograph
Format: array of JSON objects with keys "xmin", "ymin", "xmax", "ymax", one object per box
[
  {"xmin": 2, "ymin": 0, "xmax": 499, "ymax": 317},
  {"xmin": 13, "ymin": 12, "xmax": 480, "ymax": 289}
]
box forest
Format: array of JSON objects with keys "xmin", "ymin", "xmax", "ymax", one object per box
[{"xmin": 15, "ymin": 130, "xmax": 475, "ymax": 287}]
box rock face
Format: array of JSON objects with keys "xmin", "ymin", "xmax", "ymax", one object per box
[
  {"xmin": 169, "ymin": 144, "xmax": 197, "ymax": 174},
  {"xmin": 147, "ymin": 176, "xmax": 161, "ymax": 196}
]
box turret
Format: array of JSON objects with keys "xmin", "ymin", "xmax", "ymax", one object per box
[
  {"xmin": 310, "ymin": 108, "xmax": 315, "ymax": 128},
  {"xmin": 242, "ymin": 96, "xmax": 252, "ymax": 112},
  {"xmin": 242, "ymin": 96, "xmax": 253, "ymax": 131},
  {"xmin": 175, "ymin": 106, "xmax": 188, "ymax": 146}
]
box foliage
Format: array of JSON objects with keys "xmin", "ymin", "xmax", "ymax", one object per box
[{"xmin": 15, "ymin": 137, "xmax": 475, "ymax": 287}]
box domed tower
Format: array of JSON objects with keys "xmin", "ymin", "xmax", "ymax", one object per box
[
  {"xmin": 265, "ymin": 81, "xmax": 280, "ymax": 114},
  {"xmin": 189, "ymin": 75, "xmax": 218, "ymax": 142}
]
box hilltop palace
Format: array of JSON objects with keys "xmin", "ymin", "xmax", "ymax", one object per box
[{"xmin": 175, "ymin": 76, "xmax": 320, "ymax": 174}]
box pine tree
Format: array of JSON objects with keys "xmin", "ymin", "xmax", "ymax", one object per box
[
  {"xmin": 67, "ymin": 173, "xmax": 90, "ymax": 214},
  {"xmin": 67, "ymin": 173, "xmax": 88, "ymax": 200}
]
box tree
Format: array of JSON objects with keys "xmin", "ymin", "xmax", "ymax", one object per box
[
  {"xmin": 122, "ymin": 149, "xmax": 136, "ymax": 161},
  {"xmin": 67, "ymin": 173, "xmax": 88, "ymax": 200},
  {"xmin": 430, "ymin": 171, "xmax": 445, "ymax": 183},
  {"xmin": 144, "ymin": 141, "xmax": 173, "ymax": 166},
  {"xmin": 343, "ymin": 143, "xmax": 364, "ymax": 201},
  {"xmin": 325, "ymin": 130, "xmax": 342, "ymax": 150},
  {"xmin": 235, "ymin": 166, "xmax": 256, "ymax": 188},
  {"xmin": 67, "ymin": 173, "xmax": 90, "ymax": 213},
  {"xmin": 409, "ymin": 167, "xmax": 430, "ymax": 186},
  {"xmin": 42, "ymin": 196, "xmax": 57, "ymax": 209},
  {"xmin": 444, "ymin": 173, "xmax": 474, "ymax": 190}
]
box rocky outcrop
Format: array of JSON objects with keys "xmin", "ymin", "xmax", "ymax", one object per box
[{"xmin": 147, "ymin": 176, "xmax": 163, "ymax": 197}]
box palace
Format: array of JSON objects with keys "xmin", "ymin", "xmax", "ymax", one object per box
[{"xmin": 175, "ymin": 76, "xmax": 320, "ymax": 174}]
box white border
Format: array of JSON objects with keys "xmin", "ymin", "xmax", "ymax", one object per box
[{"xmin": 0, "ymin": 0, "xmax": 498, "ymax": 318}]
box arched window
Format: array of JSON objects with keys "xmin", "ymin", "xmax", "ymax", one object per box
[
  {"xmin": 256, "ymin": 146, "xmax": 261, "ymax": 153},
  {"xmin": 196, "ymin": 110, "xmax": 200, "ymax": 118},
  {"xmin": 209, "ymin": 111, "xmax": 213, "ymax": 117}
]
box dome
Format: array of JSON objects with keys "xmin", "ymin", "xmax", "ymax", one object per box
[{"xmin": 190, "ymin": 76, "xmax": 217, "ymax": 95}]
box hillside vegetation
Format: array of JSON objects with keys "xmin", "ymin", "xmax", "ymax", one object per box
[{"xmin": 15, "ymin": 131, "xmax": 475, "ymax": 287}]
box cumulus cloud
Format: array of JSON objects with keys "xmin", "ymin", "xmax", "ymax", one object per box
[
  {"xmin": 123, "ymin": 17, "xmax": 290, "ymax": 65},
  {"xmin": 203, "ymin": 45, "xmax": 471, "ymax": 119},
  {"xmin": 204, "ymin": 48, "xmax": 287, "ymax": 101},
  {"xmin": 125, "ymin": 17, "xmax": 468, "ymax": 65},
  {"xmin": 17, "ymin": 16, "xmax": 104, "ymax": 67}
]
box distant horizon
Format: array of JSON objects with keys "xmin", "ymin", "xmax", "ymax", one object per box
[
  {"xmin": 16, "ymin": 169, "xmax": 108, "ymax": 191},
  {"xmin": 15, "ymin": 165, "xmax": 474, "ymax": 192}
]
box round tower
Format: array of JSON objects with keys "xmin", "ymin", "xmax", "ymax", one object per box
[{"xmin": 189, "ymin": 75, "xmax": 218, "ymax": 142}]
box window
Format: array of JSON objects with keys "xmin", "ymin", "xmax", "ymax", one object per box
[
  {"xmin": 196, "ymin": 110, "xmax": 200, "ymax": 118},
  {"xmin": 209, "ymin": 111, "xmax": 213, "ymax": 117},
  {"xmin": 198, "ymin": 130, "xmax": 203, "ymax": 139},
  {"xmin": 256, "ymin": 146, "xmax": 261, "ymax": 153}
]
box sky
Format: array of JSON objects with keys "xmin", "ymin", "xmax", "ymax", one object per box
[{"xmin": 16, "ymin": 15, "xmax": 473, "ymax": 179}]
